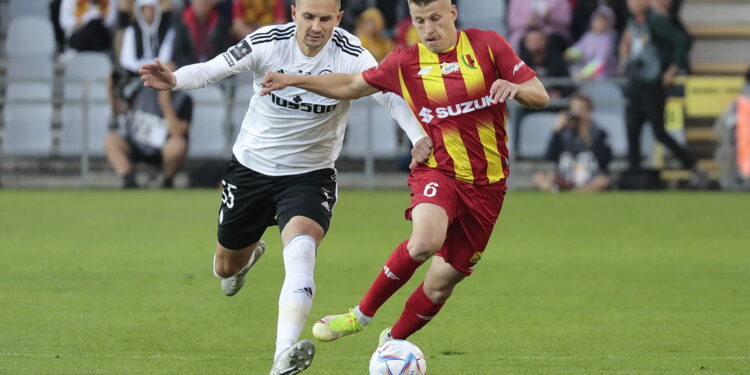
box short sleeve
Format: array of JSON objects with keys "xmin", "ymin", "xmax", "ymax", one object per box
[
  {"xmin": 362, "ymin": 49, "xmax": 404, "ymax": 95},
  {"xmin": 489, "ymin": 31, "xmax": 536, "ymax": 84}
]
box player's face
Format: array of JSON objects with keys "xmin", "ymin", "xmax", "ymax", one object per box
[
  {"xmin": 292, "ymin": 0, "xmax": 343, "ymax": 56},
  {"xmin": 409, "ymin": 0, "xmax": 458, "ymax": 53}
]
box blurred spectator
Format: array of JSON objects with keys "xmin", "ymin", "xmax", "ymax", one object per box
[
  {"xmin": 113, "ymin": 0, "xmax": 173, "ymax": 60},
  {"xmin": 519, "ymin": 26, "xmax": 570, "ymax": 99},
  {"xmin": 231, "ymin": 0, "xmax": 287, "ymax": 40},
  {"xmin": 507, "ymin": 0, "xmax": 571, "ymax": 53},
  {"xmin": 355, "ymin": 8, "xmax": 394, "ymax": 63},
  {"xmin": 59, "ymin": 0, "xmax": 119, "ymax": 52},
  {"xmin": 619, "ymin": 0, "xmax": 697, "ymax": 175},
  {"xmin": 565, "ymin": 5, "xmax": 617, "ymax": 80},
  {"xmin": 571, "ymin": 0, "xmax": 628, "ymax": 42},
  {"xmin": 105, "ymin": 86, "xmax": 193, "ymax": 188},
  {"xmin": 714, "ymin": 68, "xmax": 750, "ymax": 190},
  {"xmin": 172, "ymin": 0, "xmax": 232, "ymax": 67},
  {"xmin": 534, "ymin": 94, "xmax": 612, "ymax": 192},
  {"xmin": 394, "ymin": 16, "xmax": 420, "ymax": 49},
  {"xmin": 457, "ymin": 0, "xmax": 507, "ymax": 37},
  {"xmin": 50, "ymin": 0, "xmax": 67, "ymax": 53},
  {"xmin": 119, "ymin": 0, "xmax": 175, "ymax": 74},
  {"xmin": 650, "ymin": 0, "xmax": 692, "ymax": 72}
]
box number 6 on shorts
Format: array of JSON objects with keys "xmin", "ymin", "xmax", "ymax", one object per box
[{"xmin": 423, "ymin": 182, "xmax": 439, "ymax": 197}]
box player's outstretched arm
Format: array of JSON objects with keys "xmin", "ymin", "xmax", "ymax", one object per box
[
  {"xmin": 490, "ymin": 76, "xmax": 549, "ymax": 109},
  {"xmin": 140, "ymin": 59, "xmax": 176, "ymax": 91},
  {"xmin": 260, "ymin": 72, "xmax": 379, "ymax": 100}
]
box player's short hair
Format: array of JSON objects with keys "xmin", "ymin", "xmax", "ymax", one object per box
[
  {"xmin": 407, "ymin": 0, "xmax": 452, "ymax": 6},
  {"xmin": 571, "ymin": 93, "xmax": 594, "ymax": 111},
  {"xmin": 295, "ymin": 0, "xmax": 341, "ymax": 9}
]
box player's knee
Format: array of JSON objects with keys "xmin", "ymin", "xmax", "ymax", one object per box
[
  {"xmin": 213, "ymin": 256, "xmax": 243, "ymax": 278},
  {"xmin": 423, "ymin": 283, "xmax": 454, "ymax": 303},
  {"xmin": 406, "ymin": 238, "xmax": 442, "ymax": 262}
]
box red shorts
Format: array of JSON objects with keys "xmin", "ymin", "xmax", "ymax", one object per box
[{"xmin": 405, "ymin": 167, "xmax": 507, "ymax": 275}]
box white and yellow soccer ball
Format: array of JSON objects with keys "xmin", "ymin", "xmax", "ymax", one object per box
[{"xmin": 369, "ymin": 339, "xmax": 427, "ymax": 375}]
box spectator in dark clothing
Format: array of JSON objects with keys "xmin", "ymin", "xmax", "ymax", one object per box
[
  {"xmin": 119, "ymin": 0, "xmax": 175, "ymax": 74},
  {"xmin": 534, "ymin": 94, "xmax": 613, "ymax": 192},
  {"xmin": 619, "ymin": 0, "xmax": 699, "ymax": 177},
  {"xmin": 172, "ymin": 0, "xmax": 232, "ymax": 67},
  {"xmin": 59, "ymin": 0, "xmax": 118, "ymax": 52},
  {"xmin": 105, "ymin": 86, "xmax": 193, "ymax": 188},
  {"xmin": 519, "ymin": 26, "xmax": 571, "ymax": 99},
  {"xmin": 651, "ymin": 0, "xmax": 692, "ymax": 71}
]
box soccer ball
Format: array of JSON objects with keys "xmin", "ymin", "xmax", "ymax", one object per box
[{"xmin": 369, "ymin": 339, "xmax": 427, "ymax": 375}]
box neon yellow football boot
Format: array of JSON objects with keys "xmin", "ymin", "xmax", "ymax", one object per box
[
  {"xmin": 312, "ymin": 308, "xmax": 364, "ymax": 342},
  {"xmin": 378, "ymin": 327, "xmax": 393, "ymax": 347}
]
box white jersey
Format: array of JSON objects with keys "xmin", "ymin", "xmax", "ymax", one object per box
[{"xmin": 173, "ymin": 23, "xmax": 425, "ymax": 176}]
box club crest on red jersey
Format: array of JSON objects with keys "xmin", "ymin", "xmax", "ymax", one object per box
[{"xmin": 461, "ymin": 53, "xmax": 478, "ymax": 69}]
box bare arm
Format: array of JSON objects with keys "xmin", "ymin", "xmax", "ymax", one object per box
[
  {"xmin": 490, "ymin": 76, "xmax": 549, "ymax": 109},
  {"xmin": 260, "ymin": 72, "xmax": 380, "ymax": 100}
]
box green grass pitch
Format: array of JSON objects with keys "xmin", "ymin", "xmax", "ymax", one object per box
[{"xmin": 0, "ymin": 190, "xmax": 748, "ymax": 374}]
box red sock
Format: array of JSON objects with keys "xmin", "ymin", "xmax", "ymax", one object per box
[
  {"xmin": 358, "ymin": 240, "xmax": 422, "ymax": 317},
  {"xmin": 390, "ymin": 283, "xmax": 445, "ymax": 339}
]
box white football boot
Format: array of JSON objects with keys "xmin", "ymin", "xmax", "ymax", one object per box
[
  {"xmin": 216, "ymin": 240, "xmax": 266, "ymax": 296},
  {"xmin": 268, "ymin": 339, "xmax": 315, "ymax": 375}
]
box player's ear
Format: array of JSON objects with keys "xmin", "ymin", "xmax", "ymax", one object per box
[
  {"xmin": 291, "ymin": 5, "xmax": 297, "ymax": 21},
  {"xmin": 451, "ymin": 5, "xmax": 458, "ymax": 22},
  {"xmin": 335, "ymin": 10, "xmax": 344, "ymax": 26}
]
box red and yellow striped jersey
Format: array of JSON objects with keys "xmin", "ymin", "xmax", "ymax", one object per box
[{"xmin": 363, "ymin": 29, "xmax": 536, "ymax": 185}]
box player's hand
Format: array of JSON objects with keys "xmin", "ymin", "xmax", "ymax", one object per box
[
  {"xmin": 554, "ymin": 111, "xmax": 570, "ymax": 131},
  {"xmin": 409, "ymin": 137, "xmax": 433, "ymax": 169},
  {"xmin": 259, "ymin": 72, "xmax": 293, "ymax": 96},
  {"xmin": 140, "ymin": 59, "xmax": 176, "ymax": 91},
  {"xmin": 490, "ymin": 79, "xmax": 519, "ymax": 104}
]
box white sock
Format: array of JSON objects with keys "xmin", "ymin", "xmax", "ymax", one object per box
[
  {"xmin": 274, "ymin": 234, "xmax": 316, "ymax": 360},
  {"xmin": 353, "ymin": 305, "xmax": 372, "ymax": 327}
]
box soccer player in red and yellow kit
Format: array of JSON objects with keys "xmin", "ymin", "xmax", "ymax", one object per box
[{"xmin": 260, "ymin": 0, "xmax": 548, "ymax": 344}]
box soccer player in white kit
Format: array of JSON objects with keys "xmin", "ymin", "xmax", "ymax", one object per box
[{"xmin": 140, "ymin": 0, "xmax": 431, "ymax": 374}]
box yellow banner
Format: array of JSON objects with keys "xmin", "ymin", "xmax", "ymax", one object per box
[{"xmin": 684, "ymin": 76, "xmax": 744, "ymax": 117}]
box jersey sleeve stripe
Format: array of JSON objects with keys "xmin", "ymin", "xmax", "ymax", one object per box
[
  {"xmin": 332, "ymin": 32, "xmax": 364, "ymax": 53},
  {"xmin": 250, "ymin": 31, "xmax": 295, "ymax": 44},
  {"xmin": 332, "ymin": 40, "xmax": 362, "ymax": 57},
  {"xmin": 252, "ymin": 34, "xmax": 295, "ymax": 45},
  {"xmin": 250, "ymin": 25, "xmax": 295, "ymax": 40}
]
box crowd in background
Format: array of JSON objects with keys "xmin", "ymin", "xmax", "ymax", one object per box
[
  {"xmin": 40, "ymin": 0, "xmax": 708, "ymax": 190},
  {"xmin": 48, "ymin": 0, "xmax": 691, "ymax": 80}
]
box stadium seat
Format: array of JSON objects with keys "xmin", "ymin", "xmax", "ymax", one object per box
[
  {"xmin": 458, "ymin": 0, "xmax": 506, "ymax": 36},
  {"xmin": 3, "ymin": 75, "xmax": 54, "ymax": 156},
  {"xmin": 60, "ymin": 53, "xmax": 112, "ymax": 156},
  {"xmin": 518, "ymin": 112, "xmax": 557, "ymax": 159},
  {"xmin": 341, "ymin": 97, "xmax": 399, "ymax": 158},
  {"xmin": 579, "ymin": 81, "xmax": 626, "ymax": 113},
  {"xmin": 8, "ymin": 0, "xmax": 50, "ymax": 19},
  {"xmin": 189, "ymin": 85, "xmax": 229, "ymax": 157},
  {"xmin": 6, "ymin": 57, "xmax": 54, "ymax": 80},
  {"xmin": 592, "ymin": 111, "xmax": 628, "ymax": 158},
  {"xmin": 5, "ymin": 16, "xmax": 56, "ymax": 57}
]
